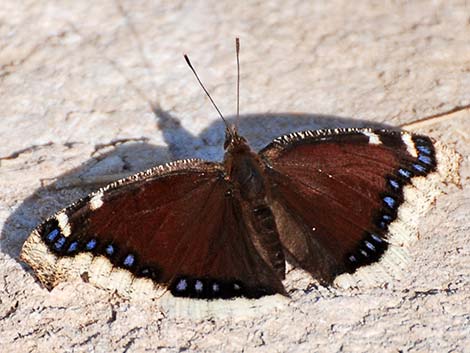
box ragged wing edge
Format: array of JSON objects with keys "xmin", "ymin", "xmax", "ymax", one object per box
[
  {"xmin": 334, "ymin": 140, "xmax": 461, "ymax": 288},
  {"xmin": 20, "ymin": 158, "xmax": 289, "ymax": 318}
]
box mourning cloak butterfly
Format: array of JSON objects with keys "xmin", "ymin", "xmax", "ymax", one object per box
[{"xmin": 20, "ymin": 39, "xmax": 459, "ymax": 308}]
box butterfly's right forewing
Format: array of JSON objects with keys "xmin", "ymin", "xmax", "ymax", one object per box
[{"xmin": 260, "ymin": 128, "xmax": 439, "ymax": 284}]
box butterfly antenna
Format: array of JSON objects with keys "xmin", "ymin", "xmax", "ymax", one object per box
[
  {"xmin": 184, "ymin": 54, "xmax": 229, "ymax": 129},
  {"xmin": 235, "ymin": 37, "xmax": 240, "ymax": 129}
]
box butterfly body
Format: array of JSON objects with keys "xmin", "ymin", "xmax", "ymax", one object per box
[{"xmin": 224, "ymin": 129, "xmax": 286, "ymax": 281}]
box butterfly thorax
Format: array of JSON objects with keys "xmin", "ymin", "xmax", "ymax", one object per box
[{"xmin": 224, "ymin": 133, "xmax": 286, "ymax": 278}]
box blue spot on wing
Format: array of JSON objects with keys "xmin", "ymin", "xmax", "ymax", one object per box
[
  {"xmin": 416, "ymin": 145, "xmax": 432, "ymax": 155},
  {"xmin": 105, "ymin": 244, "xmax": 115, "ymax": 256},
  {"xmin": 418, "ymin": 155, "xmax": 433, "ymax": 165},
  {"xmin": 413, "ymin": 163, "xmax": 427, "ymax": 173},
  {"xmin": 378, "ymin": 213, "xmax": 393, "ymax": 229},
  {"xmin": 86, "ymin": 239, "xmax": 97, "ymax": 250},
  {"xmin": 370, "ymin": 233, "xmax": 383, "ymax": 243},
  {"xmin": 67, "ymin": 241, "xmax": 78, "ymax": 253},
  {"xmin": 54, "ymin": 236, "xmax": 66, "ymax": 250},
  {"xmin": 398, "ymin": 168, "xmax": 412, "ymax": 179},
  {"xmin": 46, "ymin": 229, "xmax": 59, "ymax": 242},
  {"xmin": 389, "ymin": 178, "xmax": 400, "ymax": 190},
  {"xmin": 365, "ymin": 241, "xmax": 376, "ymax": 251},
  {"xmin": 383, "ymin": 196, "xmax": 396, "ymax": 209},
  {"xmin": 123, "ymin": 254, "xmax": 135, "ymax": 267}
]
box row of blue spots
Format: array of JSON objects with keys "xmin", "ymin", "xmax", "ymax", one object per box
[
  {"xmin": 172, "ymin": 276, "xmax": 244, "ymax": 299},
  {"xmin": 398, "ymin": 162, "xmax": 428, "ymax": 179},
  {"xmin": 360, "ymin": 235, "xmax": 381, "ymax": 257},
  {"xmin": 44, "ymin": 228, "xmax": 67, "ymax": 252},
  {"xmin": 389, "ymin": 137, "xmax": 434, "ymax": 190},
  {"xmin": 347, "ymin": 137, "xmax": 435, "ymax": 271},
  {"xmin": 103, "ymin": 243, "xmax": 135, "ymax": 267},
  {"xmin": 94, "ymin": 240, "xmax": 135, "ymax": 268},
  {"xmin": 413, "ymin": 138, "xmax": 435, "ymax": 173},
  {"xmin": 80, "ymin": 238, "xmax": 136, "ymax": 268},
  {"xmin": 174, "ymin": 277, "xmax": 212, "ymax": 295},
  {"xmin": 44, "ymin": 229, "xmax": 137, "ymax": 270},
  {"xmin": 44, "ymin": 228, "xmax": 75, "ymax": 253},
  {"xmin": 347, "ymin": 232, "xmax": 386, "ymax": 268},
  {"xmin": 46, "ymin": 230, "xmax": 79, "ymax": 254}
]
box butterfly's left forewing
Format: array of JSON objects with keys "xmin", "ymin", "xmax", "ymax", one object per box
[
  {"xmin": 21, "ymin": 159, "xmax": 285, "ymax": 300},
  {"xmin": 260, "ymin": 128, "xmax": 438, "ymax": 285}
]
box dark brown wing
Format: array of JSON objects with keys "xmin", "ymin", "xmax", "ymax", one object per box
[
  {"xmin": 21, "ymin": 159, "xmax": 285, "ymax": 299},
  {"xmin": 259, "ymin": 128, "xmax": 437, "ymax": 283}
]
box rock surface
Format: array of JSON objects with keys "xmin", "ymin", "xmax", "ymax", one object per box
[{"xmin": 0, "ymin": 0, "xmax": 469, "ymax": 352}]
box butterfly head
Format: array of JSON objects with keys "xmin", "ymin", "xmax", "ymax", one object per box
[{"xmin": 224, "ymin": 125, "xmax": 248, "ymax": 151}]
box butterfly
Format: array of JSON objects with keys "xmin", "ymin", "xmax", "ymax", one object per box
[{"xmin": 20, "ymin": 39, "xmax": 446, "ymax": 304}]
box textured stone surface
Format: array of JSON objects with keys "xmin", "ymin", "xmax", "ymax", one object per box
[{"xmin": 0, "ymin": 0, "xmax": 469, "ymax": 352}]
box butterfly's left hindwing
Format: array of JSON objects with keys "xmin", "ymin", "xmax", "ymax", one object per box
[
  {"xmin": 260, "ymin": 128, "xmax": 437, "ymax": 283},
  {"xmin": 21, "ymin": 159, "xmax": 286, "ymax": 300}
]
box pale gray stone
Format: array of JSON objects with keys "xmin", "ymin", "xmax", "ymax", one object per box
[{"xmin": 0, "ymin": 0, "xmax": 469, "ymax": 352}]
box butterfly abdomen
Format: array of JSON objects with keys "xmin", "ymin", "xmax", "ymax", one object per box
[{"xmin": 250, "ymin": 204, "xmax": 286, "ymax": 279}]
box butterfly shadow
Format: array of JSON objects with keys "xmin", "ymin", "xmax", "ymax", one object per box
[
  {"xmin": 2, "ymin": 108, "xmax": 395, "ymax": 276},
  {"xmin": 154, "ymin": 104, "xmax": 396, "ymax": 161}
]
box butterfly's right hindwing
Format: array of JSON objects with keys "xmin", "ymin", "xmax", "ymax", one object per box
[{"xmin": 260, "ymin": 128, "xmax": 438, "ymax": 283}]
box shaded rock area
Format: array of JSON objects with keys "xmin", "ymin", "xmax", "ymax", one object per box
[{"xmin": 0, "ymin": 1, "xmax": 469, "ymax": 352}]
